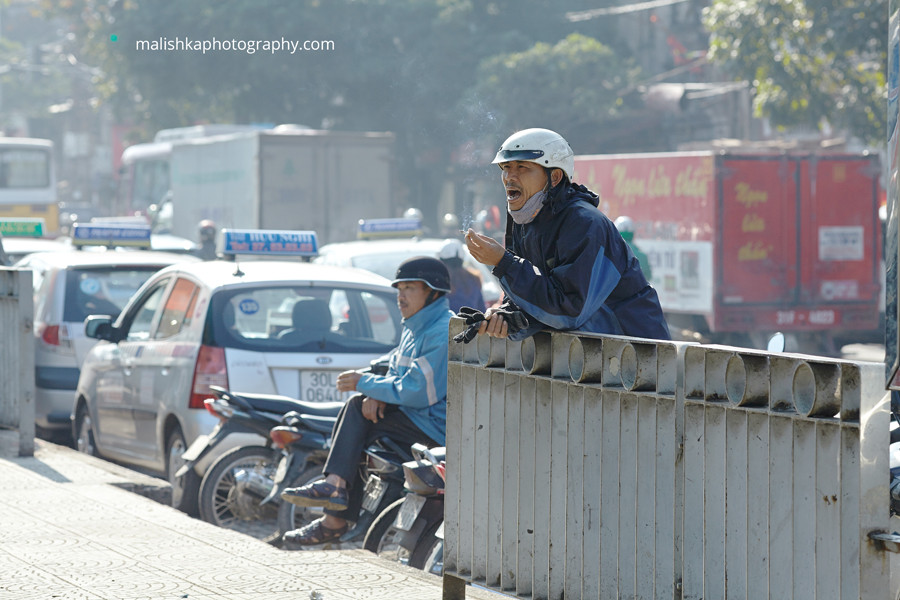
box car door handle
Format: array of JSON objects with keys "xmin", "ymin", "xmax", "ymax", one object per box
[{"xmin": 160, "ymin": 367, "xmax": 169, "ymax": 377}]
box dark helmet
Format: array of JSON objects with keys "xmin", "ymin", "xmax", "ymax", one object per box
[{"xmin": 391, "ymin": 256, "xmax": 451, "ymax": 293}]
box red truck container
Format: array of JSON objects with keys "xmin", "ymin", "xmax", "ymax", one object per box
[{"xmin": 575, "ymin": 151, "xmax": 882, "ymax": 352}]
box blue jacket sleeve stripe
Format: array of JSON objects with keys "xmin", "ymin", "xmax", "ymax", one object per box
[{"xmin": 416, "ymin": 356, "xmax": 439, "ymax": 406}]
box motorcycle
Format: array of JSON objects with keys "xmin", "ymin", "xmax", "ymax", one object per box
[
  {"xmin": 175, "ymin": 385, "xmax": 344, "ymax": 534},
  {"xmin": 363, "ymin": 443, "xmax": 446, "ymax": 572},
  {"xmin": 277, "ymin": 430, "xmax": 414, "ymax": 549}
]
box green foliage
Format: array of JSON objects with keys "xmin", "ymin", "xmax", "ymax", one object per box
[
  {"xmin": 462, "ymin": 33, "xmax": 640, "ymax": 152},
  {"xmin": 32, "ymin": 0, "xmax": 645, "ymax": 205},
  {"xmin": 703, "ymin": 0, "xmax": 886, "ymax": 143}
]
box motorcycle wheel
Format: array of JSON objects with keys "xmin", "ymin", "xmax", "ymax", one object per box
[
  {"xmin": 362, "ymin": 497, "xmax": 410, "ymax": 565},
  {"xmin": 421, "ymin": 539, "xmax": 443, "ymax": 576},
  {"xmin": 409, "ymin": 519, "xmax": 443, "ymax": 571},
  {"xmin": 198, "ymin": 445, "xmax": 279, "ymax": 538},
  {"xmin": 276, "ymin": 463, "xmax": 326, "ymax": 541}
]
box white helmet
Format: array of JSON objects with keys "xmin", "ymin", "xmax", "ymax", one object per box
[
  {"xmin": 438, "ymin": 238, "xmax": 464, "ymax": 261},
  {"xmin": 441, "ymin": 213, "xmax": 459, "ymax": 229},
  {"xmin": 404, "ymin": 207, "xmax": 424, "ymax": 221},
  {"xmin": 492, "ymin": 128, "xmax": 575, "ymax": 181},
  {"xmin": 614, "ymin": 215, "xmax": 635, "ymax": 233}
]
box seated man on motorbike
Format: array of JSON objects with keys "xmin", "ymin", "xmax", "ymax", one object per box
[{"xmin": 280, "ymin": 256, "xmax": 454, "ymax": 545}]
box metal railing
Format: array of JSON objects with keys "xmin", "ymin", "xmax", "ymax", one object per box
[
  {"xmin": 442, "ymin": 319, "xmax": 890, "ymax": 599},
  {"xmin": 0, "ymin": 267, "xmax": 34, "ymax": 457}
]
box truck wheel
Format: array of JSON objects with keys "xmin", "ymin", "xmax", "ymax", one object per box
[
  {"xmin": 362, "ymin": 497, "xmax": 408, "ymax": 564},
  {"xmin": 167, "ymin": 427, "xmax": 200, "ymax": 517},
  {"xmin": 73, "ymin": 402, "xmax": 97, "ymax": 457},
  {"xmin": 199, "ymin": 445, "xmax": 279, "ymax": 535},
  {"xmin": 276, "ymin": 463, "xmax": 325, "ymax": 541}
]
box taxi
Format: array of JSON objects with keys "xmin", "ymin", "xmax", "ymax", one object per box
[
  {"xmin": 72, "ymin": 229, "xmax": 402, "ymax": 515},
  {"xmin": 14, "ymin": 222, "xmax": 199, "ymax": 437},
  {"xmin": 315, "ymin": 217, "xmax": 501, "ymax": 309},
  {"xmin": 0, "ymin": 217, "xmax": 70, "ymax": 265}
]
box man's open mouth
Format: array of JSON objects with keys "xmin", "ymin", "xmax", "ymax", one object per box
[{"xmin": 506, "ymin": 189, "xmax": 522, "ymax": 202}]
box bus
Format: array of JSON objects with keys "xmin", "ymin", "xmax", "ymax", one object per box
[
  {"xmin": 118, "ymin": 139, "xmax": 171, "ymax": 217},
  {"xmin": 0, "ymin": 137, "xmax": 58, "ymax": 233}
]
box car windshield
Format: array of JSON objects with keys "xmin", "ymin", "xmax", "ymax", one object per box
[
  {"xmin": 208, "ymin": 284, "xmax": 401, "ymax": 354},
  {"xmin": 63, "ymin": 266, "xmax": 165, "ymax": 322}
]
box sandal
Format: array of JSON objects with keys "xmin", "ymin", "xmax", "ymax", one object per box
[
  {"xmin": 283, "ymin": 517, "xmax": 348, "ymax": 546},
  {"xmin": 280, "ymin": 480, "xmax": 349, "ymax": 511}
]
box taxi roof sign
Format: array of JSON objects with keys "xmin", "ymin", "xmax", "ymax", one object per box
[
  {"xmin": 220, "ymin": 229, "xmax": 318, "ymax": 256},
  {"xmin": 72, "ymin": 223, "xmax": 152, "ymax": 248},
  {"xmin": 358, "ymin": 217, "xmax": 423, "ymax": 239},
  {"xmin": 0, "ymin": 217, "xmax": 45, "ymax": 237}
]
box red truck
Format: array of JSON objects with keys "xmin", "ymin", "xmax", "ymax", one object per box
[{"xmin": 575, "ymin": 151, "xmax": 882, "ymax": 353}]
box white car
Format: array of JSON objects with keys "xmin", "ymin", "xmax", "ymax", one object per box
[
  {"xmin": 315, "ymin": 218, "xmax": 501, "ymax": 309},
  {"xmin": 73, "ymin": 229, "xmax": 402, "ymax": 515},
  {"xmin": 14, "ymin": 223, "xmax": 199, "ymax": 436},
  {"xmin": 0, "ymin": 216, "xmax": 71, "ymax": 265}
]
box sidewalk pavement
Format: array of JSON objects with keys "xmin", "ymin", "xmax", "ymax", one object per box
[{"xmin": 0, "ymin": 431, "xmax": 496, "ymax": 600}]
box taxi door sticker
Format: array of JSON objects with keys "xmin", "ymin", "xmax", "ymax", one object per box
[{"xmin": 238, "ymin": 298, "xmax": 260, "ymax": 314}]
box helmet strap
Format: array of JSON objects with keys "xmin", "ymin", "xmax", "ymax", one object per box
[{"xmin": 424, "ymin": 289, "xmax": 443, "ymax": 307}]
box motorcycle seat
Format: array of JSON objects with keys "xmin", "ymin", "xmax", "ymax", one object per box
[{"xmin": 230, "ymin": 391, "xmax": 345, "ymax": 418}]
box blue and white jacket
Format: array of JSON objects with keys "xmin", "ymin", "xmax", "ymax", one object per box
[
  {"xmin": 356, "ymin": 297, "xmax": 453, "ymax": 445},
  {"xmin": 492, "ymin": 182, "xmax": 671, "ymax": 341}
]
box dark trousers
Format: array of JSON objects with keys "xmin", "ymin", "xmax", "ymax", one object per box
[{"xmin": 323, "ymin": 393, "xmax": 437, "ymax": 521}]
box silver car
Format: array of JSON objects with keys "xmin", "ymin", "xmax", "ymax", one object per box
[
  {"xmin": 73, "ymin": 231, "xmax": 402, "ymax": 516},
  {"xmin": 15, "ymin": 246, "xmax": 198, "ymax": 436}
]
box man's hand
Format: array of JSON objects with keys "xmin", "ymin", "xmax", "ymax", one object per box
[
  {"xmin": 361, "ymin": 397, "xmax": 386, "ymax": 423},
  {"xmin": 479, "ymin": 307, "xmax": 509, "ymax": 338},
  {"xmin": 464, "ymin": 229, "xmax": 505, "ymax": 267},
  {"xmin": 336, "ymin": 370, "xmax": 362, "ymax": 393}
]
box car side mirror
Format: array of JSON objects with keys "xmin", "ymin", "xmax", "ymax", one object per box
[
  {"xmin": 84, "ymin": 315, "xmax": 118, "ymax": 341},
  {"xmin": 766, "ymin": 332, "xmax": 785, "ymax": 353}
]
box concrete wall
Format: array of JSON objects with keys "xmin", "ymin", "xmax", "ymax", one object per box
[
  {"xmin": 0, "ymin": 268, "xmax": 34, "ymax": 456},
  {"xmin": 443, "ymin": 320, "xmax": 890, "ymax": 599}
]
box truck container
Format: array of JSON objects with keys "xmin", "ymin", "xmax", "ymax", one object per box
[
  {"xmin": 575, "ymin": 151, "xmax": 882, "ymax": 352},
  {"xmin": 164, "ymin": 128, "xmax": 395, "ymax": 244}
]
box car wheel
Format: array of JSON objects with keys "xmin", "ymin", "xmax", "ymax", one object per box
[
  {"xmin": 73, "ymin": 403, "xmax": 97, "ymax": 457},
  {"xmin": 166, "ymin": 427, "xmax": 200, "ymax": 517}
]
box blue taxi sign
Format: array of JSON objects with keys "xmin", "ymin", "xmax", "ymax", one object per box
[
  {"xmin": 358, "ymin": 217, "xmax": 423, "ymax": 239},
  {"xmin": 72, "ymin": 222, "xmax": 153, "ymax": 248},
  {"xmin": 220, "ymin": 229, "xmax": 318, "ymax": 256},
  {"xmin": 0, "ymin": 217, "xmax": 45, "ymax": 237}
]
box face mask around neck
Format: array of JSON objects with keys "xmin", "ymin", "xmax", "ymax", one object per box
[{"xmin": 508, "ymin": 189, "xmax": 547, "ymax": 225}]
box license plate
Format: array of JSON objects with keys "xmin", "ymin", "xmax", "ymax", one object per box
[
  {"xmin": 300, "ymin": 371, "xmax": 353, "ymax": 403},
  {"xmin": 180, "ymin": 434, "xmax": 210, "ymax": 462},
  {"xmin": 273, "ymin": 455, "xmax": 291, "ymax": 485},
  {"xmin": 394, "ymin": 494, "xmax": 426, "ymax": 531},
  {"xmin": 361, "ymin": 475, "xmax": 387, "ymax": 513}
]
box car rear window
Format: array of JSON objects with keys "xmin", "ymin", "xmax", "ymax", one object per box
[
  {"xmin": 207, "ymin": 284, "xmax": 401, "ymax": 354},
  {"xmin": 63, "ymin": 266, "xmax": 166, "ymax": 323}
]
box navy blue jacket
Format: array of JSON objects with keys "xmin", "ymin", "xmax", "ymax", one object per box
[{"xmin": 492, "ymin": 182, "xmax": 670, "ymax": 341}]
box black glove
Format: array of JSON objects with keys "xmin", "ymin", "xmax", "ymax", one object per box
[{"xmin": 452, "ymin": 306, "xmax": 529, "ymax": 344}]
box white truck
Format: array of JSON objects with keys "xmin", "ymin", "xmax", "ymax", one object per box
[{"xmin": 152, "ymin": 127, "xmax": 396, "ymax": 244}]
